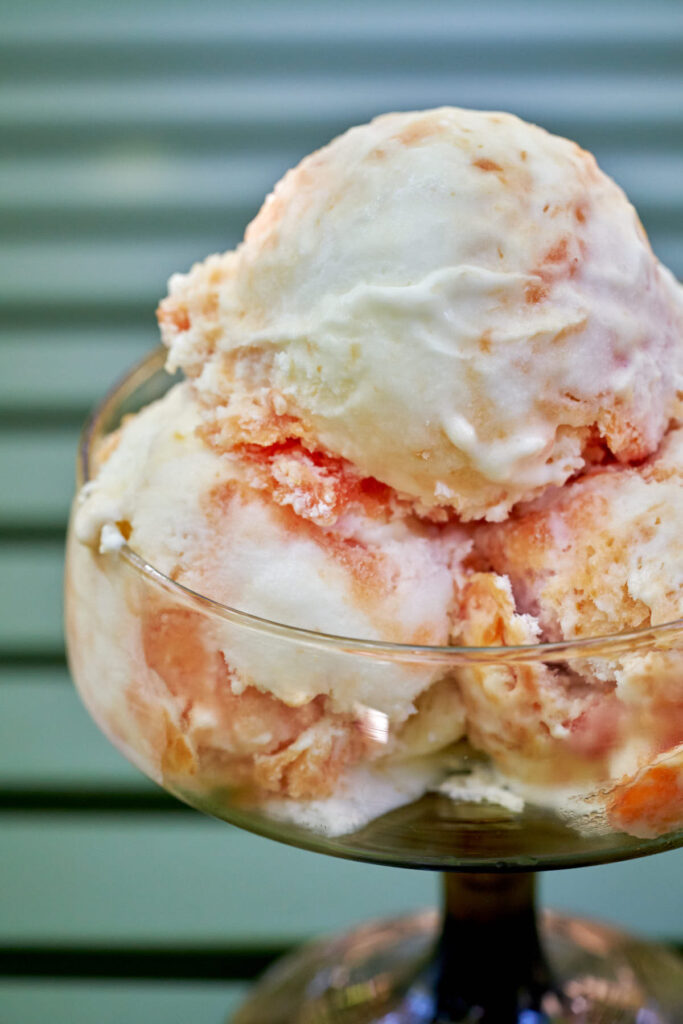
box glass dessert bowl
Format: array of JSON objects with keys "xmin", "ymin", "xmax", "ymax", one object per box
[{"xmin": 65, "ymin": 350, "xmax": 683, "ymax": 1022}]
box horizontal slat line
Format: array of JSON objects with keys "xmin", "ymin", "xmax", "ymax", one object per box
[
  {"xmin": 0, "ymin": 210, "xmax": 253, "ymax": 243},
  {"xmin": 2, "ymin": 76, "xmax": 682, "ymax": 130},
  {"xmin": 0, "ymin": 654, "xmax": 67, "ymax": 671},
  {"xmin": 0, "ymin": 124, "xmax": 331, "ymax": 160},
  {"xmin": 0, "ymin": 527, "xmax": 67, "ymax": 543},
  {"xmin": 4, "ymin": 174, "xmax": 680, "ymax": 216},
  {"xmin": 3, "ymin": 43, "xmax": 683, "ymax": 82},
  {"xmin": 0, "ymin": 150, "xmax": 291, "ymax": 193},
  {"xmin": 4, "ymin": 943, "xmax": 682, "ymax": 980},
  {"xmin": 0, "ymin": 305, "xmax": 151, "ymax": 330},
  {"xmin": 0, "ymin": 326, "xmax": 156, "ymax": 350},
  {"xmin": 0, "ymin": 789, "xmax": 189, "ymax": 813},
  {"xmin": 0, "ymin": 537, "xmax": 65, "ymax": 550},
  {"xmin": 6, "ymin": 942, "xmax": 680, "ymax": 984},
  {"xmin": 3, "ymin": 3, "xmax": 683, "ymax": 43},
  {"xmin": 0, "ymin": 945, "xmax": 289, "ymax": 982},
  {"xmin": 0, "ymin": 409, "xmax": 87, "ymax": 428},
  {"xmin": 0, "ymin": 147, "xmax": 268, "ymax": 242},
  {"xmin": 0, "ymin": 648, "xmax": 65, "ymax": 664},
  {"xmin": 0, "ymin": 667, "xmax": 70, "ymax": 683},
  {"xmin": 4, "ymin": 207, "xmax": 683, "ymax": 241},
  {"xmin": 5, "ymin": 122, "xmax": 682, "ymax": 164}
]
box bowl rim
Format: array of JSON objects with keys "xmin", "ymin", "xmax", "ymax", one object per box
[{"xmin": 77, "ymin": 347, "xmax": 683, "ymax": 665}]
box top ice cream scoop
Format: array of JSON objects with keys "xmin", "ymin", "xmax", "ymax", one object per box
[{"xmin": 158, "ymin": 107, "xmax": 683, "ymax": 521}]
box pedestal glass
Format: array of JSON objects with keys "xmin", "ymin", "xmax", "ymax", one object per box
[{"xmin": 65, "ymin": 351, "xmax": 683, "ymax": 1022}]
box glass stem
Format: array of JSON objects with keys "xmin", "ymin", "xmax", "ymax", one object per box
[{"xmin": 433, "ymin": 872, "xmax": 560, "ymax": 1023}]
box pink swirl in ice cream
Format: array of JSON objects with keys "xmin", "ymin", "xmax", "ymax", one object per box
[{"xmin": 70, "ymin": 107, "xmax": 683, "ymax": 838}]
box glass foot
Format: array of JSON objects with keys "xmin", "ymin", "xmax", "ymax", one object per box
[{"xmin": 230, "ymin": 909, "xmax": 683, "ymax": 1023}]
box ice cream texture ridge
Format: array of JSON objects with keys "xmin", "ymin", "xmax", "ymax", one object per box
[{"xmin": 70, "ymin": 107, "xmax": 683, "ymax": 840}]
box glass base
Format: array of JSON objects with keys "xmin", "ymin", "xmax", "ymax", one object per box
[{"xmin": 230, "ymin": 909, "xmax": 683, "ymax": 1023}]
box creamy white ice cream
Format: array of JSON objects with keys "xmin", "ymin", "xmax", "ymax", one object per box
[
  {"xmin": 159, "ymin": 107, "xmax": 683, "ymax": 520},
  {"xmin": 75, "ymin": 383, "xmax": 466, "ymax": 693},
  {"xmin": 72, "ymin": 383, "xmax": 469, "ymax": 816}
]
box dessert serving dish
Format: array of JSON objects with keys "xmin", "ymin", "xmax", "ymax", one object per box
[
  {"xmin": 66, "ymin": 106, "xmax": 683, "ymax": 1021},
  {"xmin": 66, "ymin": 350, "xmax": 683, "ymax": 1022}
]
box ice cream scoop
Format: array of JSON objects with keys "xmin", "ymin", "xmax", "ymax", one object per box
[
  {"xmin": 73, "ymin": 383, "xmax": 469, "ymax": 811},
  {"xmin": 467, "ymin": 427, "xmax": 683, "ymax": 836},
  {"xmin": 473, "ymin": 424, "xmax": 683, "ymax": 640},
  {"xmin": 158, "ymin": 107, "xmax": 683, "ymax": 521}
]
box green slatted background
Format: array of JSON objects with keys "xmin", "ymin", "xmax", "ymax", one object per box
[{"xmin": 1, "ymin": 1, "xmax": 682, "ymax": 1020}]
